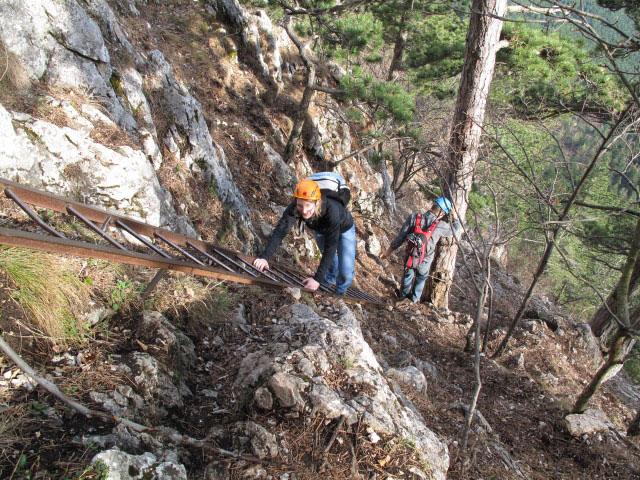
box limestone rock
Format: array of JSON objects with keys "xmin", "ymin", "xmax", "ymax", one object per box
[
  {"xmin": 386, "ymin": 366, "xmax": 428, "ymax": 393},
  {"xmin": 241, "ymin": 421, "xmax": 279, "ymax": 459},
  {"xmin": 233, "ymin": 303, "xmax": 449, "ymax": 480},
  {"xmin": 137, "ymin": 311, "xmax": 197, "ymax": 376},
  {"xmin": 365, "ymin": 233, "xmax": 382, "ymax": 256},
  {"xmin": 415, "ymin": 358, "xmax": 438, "ymax": 379},
  {"xmin": 254, "ymin": 387, "xmax": 274, "ymax": 410},
  {"xmin": 564, "ymin": 409, "xmax": 612, "ymax": 437},
  {"xmin": 230, "ymin": 304, "xmax": 248, "ymax": 324},
  {"xmin": 204, "ymin": 462, "xmax": 231, "ymax": 480},
  {"xmin": 91, "ymin": 450, "xmax": 187, "ymax": 480},
  {"xmin": 248, "ymin": 133, "xmax": 295, "ymax": 189},
  {"xmin": 575, "ymin": 323, "xmax": 604, "ymax": 366},
  {"xmin": 145, "ymin": 50, "xmax": 253, "ymax": 233},
  {"xmin": 388, "ymin": 350, "xmax": 414, "ymax": 368},
  {"xmin": 82, "ymin": 0, "xmax": 143, "ymax": 65},
  {"xmin": 76, "ymin": 423, "xmax": 141, "ymax": 453},
  {"xmin": 0, "ymin": 104, "xmax": 195, "ymax": 237},
  {"xmin": 309, "ymin": 384, "xmax": 358, "ymax": 424},
  {"xmin": 0, "ymin": 0, "xmax": 136, "ymax": 131},
  {"xmin": 212, "ymin": 0, "xmax": 295, "ymax": 89},
  {"xmin": 269, "ymin": 372, "xmax": 305, "ymax": 410},
  {"xmin": 112, "ymin": 352, "xmax": 191, "ymax": 419}
]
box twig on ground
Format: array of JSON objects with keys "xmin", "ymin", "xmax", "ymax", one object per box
[
  {"xmin": 318, "ymin": 414, "xmax": 346, "ymax": 471},
  {"xmin": 348, "ymin": 432, "xmax": 359, "ymax": 478},
  {"xmin": 0, "ymin": 334, "xmax": 274, "ymax": 466}
]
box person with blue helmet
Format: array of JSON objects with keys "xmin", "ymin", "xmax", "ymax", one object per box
[{"xmin": 380, "ymin": 197, "xmax": 462, "ymax": 305}]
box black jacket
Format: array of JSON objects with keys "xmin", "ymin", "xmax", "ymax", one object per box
[{"xmin": 259, "ymin": 197, "xmax": 353, "ymax": 282}]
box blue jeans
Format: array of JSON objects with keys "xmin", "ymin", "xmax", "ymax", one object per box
[
  {"xmin": 401, "ymin": 257, "xmax": 433, "ymax": 302},
  {"xmin": 314, "ymin": 224, "xmax": 356, "ymax": 294}
]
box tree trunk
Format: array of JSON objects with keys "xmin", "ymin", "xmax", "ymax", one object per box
[
  {"xmin": 379, "ymin": 145, "xmax": 397, "ymax": 213},
  {"xmin": 283, "ymin": 65, "xmax": 316, "ymax": 163},
  {"xmin": 426, "ymin": 0, "xmax": 508, "ymax": 308},
  {"xmin": 590, "ymin": 257, "xmax": 640, "ymax": 337},
  {"xmin": 282, "ymin": 16, "xmax": 317, "ymax": 164},
  {"xmin": 572, "ymin": 331, "xmax": 628, "ymax": 413},
  {"xmin": 573, "ymin": 218, "xmax": 640, "ymax": 413},
  {"xmin": 387, "ymin": 30, "xmax": 407, "ymax": 81},
  {"xmin": 386, "ymin": 0, "xmax": 413, "ymax": 81},
  {"xmin": 597, "ymin": 304, "xmax": 640, "ymax": 352}
]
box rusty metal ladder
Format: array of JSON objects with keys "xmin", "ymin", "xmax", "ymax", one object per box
[{"xmin": 0, "ymin": 178, "xmax": 383, "ymax": 305}]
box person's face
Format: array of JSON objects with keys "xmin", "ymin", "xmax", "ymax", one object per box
[
  {"xmin": 433, "ymin": 205, "xmax": 444, "ymax": 218},
  {"xmin": 296, "ymin": 198, "xmax": 317, "ymax": 219}
]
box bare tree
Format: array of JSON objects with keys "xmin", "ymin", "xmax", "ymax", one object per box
[
  {"xmin": 455, "ymin": 188, "xmax": 504, "ymax": 456},
  {"xmin": 572, "ymin": 216, "xmax": 640, "ymax": 413},
  {"xmin": 493, "ymin": 105, "xmax": 635, "ymax": 357}
]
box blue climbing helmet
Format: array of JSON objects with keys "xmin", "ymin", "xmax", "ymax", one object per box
[{"xmin": 435, "ymin": 197, "xmax": 453, "ymax": 214}]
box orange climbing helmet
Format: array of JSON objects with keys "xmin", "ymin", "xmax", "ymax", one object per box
[{"xmin": 293, "ymin": 179, "xmax": 321, "ymax": 201}]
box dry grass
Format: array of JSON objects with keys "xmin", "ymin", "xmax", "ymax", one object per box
[
  {"xmin": 148, "ymin": 273, "xmax": 238, "ymax": 332},
  {"xmin": 0, "ymin": 247, "xmax": 91, "ymax": 343},
  {"xmin": 0, "ymin": 40, "xmax": 31, "ymax": 110},
  {"xmin": 89, "ymin": 120, "xmax": 141, "ymax": 149}
]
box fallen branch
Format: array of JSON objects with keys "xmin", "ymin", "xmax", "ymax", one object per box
[
  {"xmin": 318, "ymin": 414, "xmax": 346, "ymax": 471},
  {"xmin": 0, "ymin": 334, "xmax": 273, "ymax": 466}
]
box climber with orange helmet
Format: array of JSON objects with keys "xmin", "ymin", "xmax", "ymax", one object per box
[{"xmin": 253, "ymin": 177, "xmax": 356, "ymax": 294}]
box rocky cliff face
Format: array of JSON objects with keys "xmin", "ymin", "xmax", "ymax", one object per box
[
  {"xmin": 0, "ymin": 0, "xmax": 258, "ymax": 235},
  {"xmin": 0, "ymin": 1, "xmax": 448, "ymax": 478}
]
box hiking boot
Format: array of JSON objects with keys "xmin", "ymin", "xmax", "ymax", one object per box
[{"xmin": 394, "ymin": 297, "xmax": 413, "ymax": 308}]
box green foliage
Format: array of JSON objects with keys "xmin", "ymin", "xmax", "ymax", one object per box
[
  {"xmin": 109, "ymin": 279, "xmax": 141, "ymax": 313},
  {"xmin": 336, "ymin": 356, "xmax": 355, "ymax": 369},
  {"xmin": 406, "ymin": 12, "xmax": 468, "ymax": 86},
  {"xmin": 209, "ymin": 178, "xmax": 219, "ymax": 197},
  {"xmin": 28, "ymin": 401, "xmax": 47, "ymax": 415},
  {"xmin": 468, "ymin": 183, "xmax": 491, "ymax": 217},
  {"xmin": 62, "ymin": 461, "xmax": 110, "ymax": 480},
  {"xmin": 495, "ymin": 24, "xmax": 627, "ymax": 117},
  {"xmin": 345, "ymin": 106, "xmax": 365, "ymax": 125},
  {"xmin": 328, "ymin": 12, "xmax": 384, "ymax": 59},
  {"xmin": 366, "ymin": 151, "xmax": 384, "ymax": 168},
  {"xmin": 340, "ymin": 67, "xmax": 415, "ymax": 123},
  {"xmin": 15, "ymin": 454, "xmax": 31, "ymax": 480},
  {"xmin": 404, "ymin": 10, "xmax": 626, "ymax": 116}
]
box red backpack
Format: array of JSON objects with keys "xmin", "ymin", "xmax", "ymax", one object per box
[{"xmin": 405, "ymin": 214, "xmax": 439, "ymax": 269}]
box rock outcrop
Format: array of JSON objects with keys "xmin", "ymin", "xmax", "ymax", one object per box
[
  {"xmin": 0, "ymin": 0, "xmax": 252, "ymax": 232},
  {"xmin": 234, "ymin": 302, "xmax": 450, "ymax": 480}
]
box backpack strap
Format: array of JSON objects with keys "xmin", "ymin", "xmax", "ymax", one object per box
[
  {"xmin": 405, "ymin": 215, "xmax": 440, "ymax": 269},
  {"xmin": 414, "ymin": 213, "xmax": 423, "ymax": 233},
  {"xmin": 425, "ymin": 218, "xmax": 439, "ymax": 236}
]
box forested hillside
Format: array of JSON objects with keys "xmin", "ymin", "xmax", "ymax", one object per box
[{"xmin": 0, "ymin": 0, "xmax": 639, "ymax": 478}]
